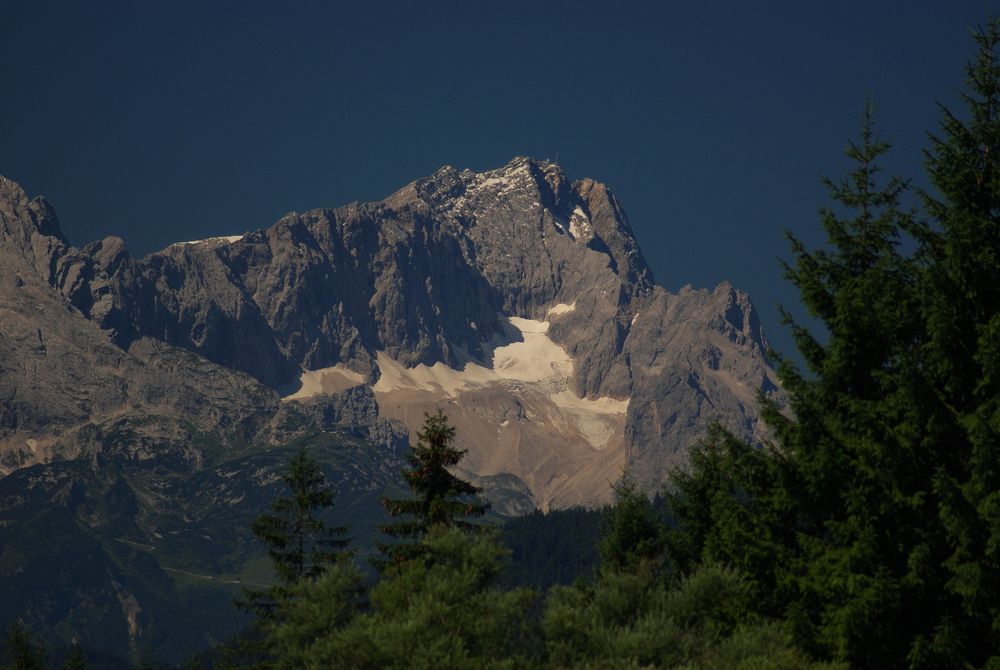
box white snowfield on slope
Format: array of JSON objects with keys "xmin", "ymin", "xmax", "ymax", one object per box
[{"xmin": 284, "ymin": 304, "xmax": 628, "ymax": 417}]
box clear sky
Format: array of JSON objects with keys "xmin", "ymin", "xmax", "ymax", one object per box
[{"xmin": 0, "ymin": 1, "xmax": 991, "ymax": 361}]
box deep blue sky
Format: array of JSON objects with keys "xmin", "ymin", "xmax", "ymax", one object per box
[{"xmin": 0, "ymin": 1, "xmax": 990, "ymax": 360}]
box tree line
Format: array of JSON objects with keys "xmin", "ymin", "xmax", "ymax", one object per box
[{"xmin": 222, "ymin": 410, "xmax": 835, "ymax": 670}]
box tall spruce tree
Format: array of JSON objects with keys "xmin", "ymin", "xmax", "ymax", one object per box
[
  {"xmin": 918, "ymin": 17, "xmax": 1000, "ymax": 666},
  {"xmin": 667, "ymin": 19, "xmax": 1000, "ymax": 667},
  {"xmin": 770, "ymin": 102, "xmax": 938, "ymax": 667},
  {"xmin": 667, "ymin": 101, "xmax": 939, "ymax": 668},
  {"xmin": 376, "ymin": 409, "xmax": 487, "ymax": 569},
  {"xmin": 239, "ymin": 446, "xmax": 349, "ymax": 619}
]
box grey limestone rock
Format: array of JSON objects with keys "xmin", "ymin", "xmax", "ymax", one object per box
[
  {"xmin": 262, "ymin": 386, "xmax": 408, "ymax": 453},
  {"xmin": 622, "ymin": 283, "xmax": 781, "ymax": 489}
]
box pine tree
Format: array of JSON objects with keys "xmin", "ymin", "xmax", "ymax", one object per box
[
  {"xmin": 239, "ymin": 445, "xmax": 350, "ymax": 619},
  {"xmin": 376, "ymin": 409, "xmax": 487, "ymax": 569},
  {"xmin": 771, "ymin": 102, "xmax": 939, "ymax": 667},
  {"xmin": 542, "ymin": 560, "xmax": 841, "ymax": 669}
]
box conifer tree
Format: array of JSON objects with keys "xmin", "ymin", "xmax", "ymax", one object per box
[
  {"xmin": 666, "ymin": 19, "xmax": 1000, "ymax": 666},
  {"xmin": 239, "ymin": 446, "xmax": 349, "ymax": 619},
  {"xmin": 376, "ymin": 409, "xmax": 487, "ymax": 568},
  {"xmin": 916, "ymin": 17, "xmax": 1000, "ymax": 665},
  {"xmin": 667, "ymin": 101, "xmax": 936, "ymax": 667},
  {"xmin": 271, "ymin": 527, "xmax": 533, "ymax": 669},
  {"xmin": 598, "ymin": 478, "xmax": 665, "ymax": 572}
]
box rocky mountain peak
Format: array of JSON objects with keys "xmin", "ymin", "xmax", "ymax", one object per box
[
  {"xmin": 0, "ymin": 161, "xmax": 783, "ymax": 508},
  {"xmin": 0, "ymin": 175, "xmax": 68, "ymax": 255},
  {"xmin": 710, "ymin": 281, "xmax": 770, "ymax": 354},
  {"xmin": 82, "ymin": 236, "xmax": 130, "ymax": 276}
]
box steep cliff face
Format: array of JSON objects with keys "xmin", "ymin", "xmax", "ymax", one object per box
[
  {"xmin": 623, "ymin": 283, "xmax": 778, "ymax": 489},
  {"xmin": 0, "ymin": 177, "xmax": 281, "ymax": 472}
]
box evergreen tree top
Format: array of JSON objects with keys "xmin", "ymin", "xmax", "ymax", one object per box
[{"xmin": 376, "ymin": 409, "xmax": 489, "ymax": 570}]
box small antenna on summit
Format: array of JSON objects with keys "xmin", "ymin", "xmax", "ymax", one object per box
[{"xmin": 555, "ymin": 150, "xmax": 559, "ymax": 165}]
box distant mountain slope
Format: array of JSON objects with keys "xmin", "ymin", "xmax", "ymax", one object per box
[{"xmin": 0, "ymin": 429, "xmax": 408, "ymax": 664}]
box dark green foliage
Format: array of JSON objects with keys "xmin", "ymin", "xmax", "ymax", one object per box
[
  {"xmin": 1, "ymin": 621, "xmax": 45, "ymax": 670},
  {"xmin": 255, "ymin": 445, "xmax": 351, "ymax": 582},
  {"xmin": 666, "ymin": 20, "xmax": 1000, "ymax": 669},
  {"xmin": 376, "ymin": 409, "xmax": 487, "ymax": 568},
  {"xmin": 541, "ymin": 562, "xmax": 842, "ymax": 670},
  {"xmin": 225, "ymin": 412, "xmax": 837, "ymax": 669},
  {"xmin": 264, "ymin": 557, "xmax": 366, "ymax": 670},
  {"xmin": 598, "ymin": 478, "xmax": 666, "ymax": 572},
  {"xmin": 228, "ymin": 445, "xmax": 354, "ymax": 670},
  {"xmin": 499, "ymin": 507, "xmax": 602, "ymax": 590},
  {"xmin": 269, "ymin": 526, "xmax": 534, "ymax": 670},
  {"xmin": 919, "ymin": 18, "xmax": 1000, "ymax": 666},
  {"xmin": 668, "ymin": 103, "xmax": 945, "ymax": 667},
  {"xmin": 238, "ymin": 446, "xmax": 349, "ymax": 618},
  {"xmin": 133, "ymin": 656, "xmax": 168, "ymax": 670},
  {"xmin": 532, "ymin": 472, "xmax": 834, "ymax": 669},
  {"xmin": 666, "ymin": 425, "xmax": 796, "ymax": 617}
]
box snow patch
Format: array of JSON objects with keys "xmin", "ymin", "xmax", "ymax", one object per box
[
  {"xmin": 550, "ymin": 390, "xmax": 629, "ymax": 415},
  {"xmin": 494, "ymin": 317, "xmax": 572, "ymax": 381},
  {"xmin": 479, "ymin": 176, "xmax": 510, "ymax": 189},
  {"xmin": 372, "ymin": 316, "xmax": 572, "ymax": 397},
  {"xmin": 548, "ymin": 390, "xmax": 628, "ymax": 450},
  {"xmin": 472, "ymin": 166, "xmax": 530, "ymax": 198},
  {"xmin": 370, "ymin": 312, "xmax": 632, "ymax": 459},
  {"xmin": 282, "ymin": 365, "xmax": 365, "ymax": 400},
  {"xmin": 373, "ymin": 353, "xmax": 494, "ymax": 396},
  {"xmin": 546, "ymin": 302, "xmax": 576, "ymax": 317},
  {"xmin": 568, "ymin": 206, "xmax": 592, "ymax": 241},
  {"xmin": 172, "ymin": 234, "xmax": 244, "ymax": 247}
]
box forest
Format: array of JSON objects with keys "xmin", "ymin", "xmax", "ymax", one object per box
[{"xmin": 6, "ymin": 15, "xmax": 1000, "ymax": 670}]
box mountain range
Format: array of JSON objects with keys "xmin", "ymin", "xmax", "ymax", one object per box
[{"xmin": 0, "ymin": 158, "xmax": 781, "ymax": 661}]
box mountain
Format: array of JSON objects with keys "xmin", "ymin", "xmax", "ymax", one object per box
[
  {"xmin": 2, "ymin": 158, "xmax": 780, "ymax": 505},
  {"xmin": 0, "ymin": 159, "xmax": 781, "ymax": 661}
]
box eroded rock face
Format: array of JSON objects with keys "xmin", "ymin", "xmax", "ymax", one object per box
[{"xmin": 622, "ymin": 284, "xmax": 779, "ymax": 490}]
